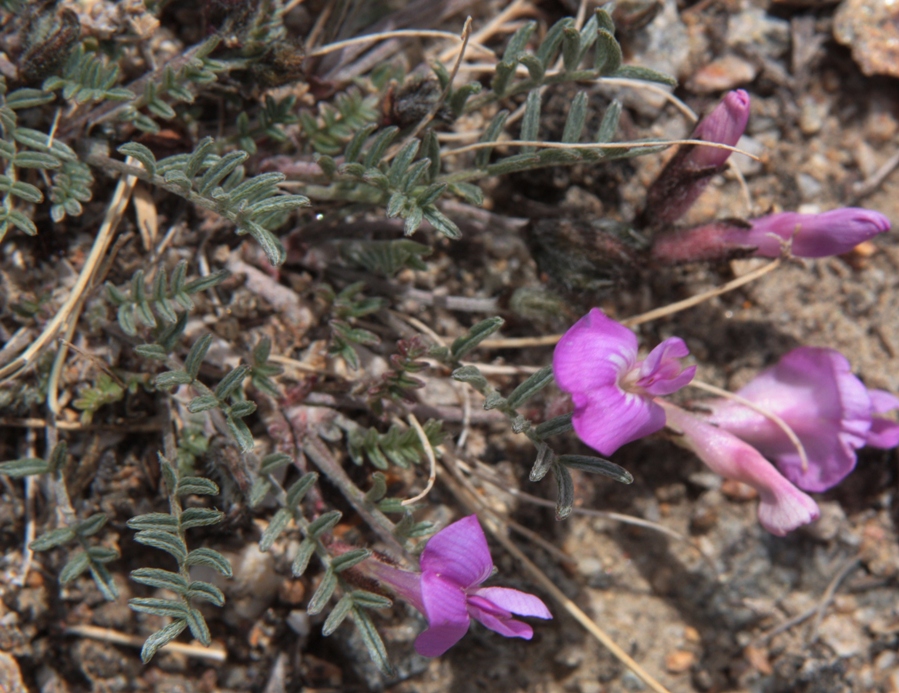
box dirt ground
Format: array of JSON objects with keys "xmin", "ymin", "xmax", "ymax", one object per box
[{"xmin": 1, "ymin": 0, "xmax": 899, "ymax": 691}]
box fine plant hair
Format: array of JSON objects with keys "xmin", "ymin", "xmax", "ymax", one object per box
[{"xmin": 0, "ymin": 0, "xmax": 688, "ymax": 675}]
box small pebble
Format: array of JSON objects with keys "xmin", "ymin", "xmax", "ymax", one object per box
[
  {"xmin": 687, "ymin": 55, "xmax": 758, "ymax": 93},
  {"xmin": 665, "ymin": 650, "xmax": 696, "ymax": 673}
]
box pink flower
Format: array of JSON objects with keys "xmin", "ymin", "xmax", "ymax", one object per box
[
  {"xmin": 650, "ymin": 208, "xmax": 891, "ymax": 264},
  {"xmin": 553, "ymin": 309, "xmax": 696, "ymax": 455},
  {"xmin": 739, "ymin": 208, "xmax": 890, "ymax": 258},
  {"xmin": 867, "ymin": 390, "xmax": 899, "ymax": 449},
  {"xmin": 364, "ymin": 516, "xmax": 551, "ymax": 657},
  {"xmin": 702, "ymin": 348, "xmax": 873, "ymax": 492},
  {"xmin": 661, "ymin": 401, "xmax": 820, "ymax": 535},
  {"xmin": 642, "ymin": 90, "xmax": 751, "ymax": 227}
]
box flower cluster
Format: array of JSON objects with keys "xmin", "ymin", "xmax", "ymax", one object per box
[
  {"xmin": 362, "ymin": 515, "xmax": 552, "ymax": 657},
  {"xmin": 552, "ymin": 312, "xmax": 899, "ymax": 535}
]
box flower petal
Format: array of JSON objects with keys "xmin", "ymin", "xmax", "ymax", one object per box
[
  {"xmin": 707, "ymin": 347, "xmax": 872, "ymax": 492},
  {"xmin": 471, "ymin": 587, "xmax": 552, "ymax": 619},
  {"xmin": 637, "ymin": 337, "xmax": 696, "ymax": 396},
  {"xmin": 420, "ymin": 515, "xmax": 493, "ymax": 588},
  {"xmin": 571, "ymin": 387, "xmax": 666, "ymax": 455},
  {"xmin": 689, "ymin": 89, "xmax": 751, "ymax": 169},
  {"xmin": 662, "ymin": 401, "xmax": 819, "ymax": 535},
  {"xmin": 416, "ymin": 572, "xmax": 471, "ymax": 657},
  {"xmin": 868, "ymin": 389, "xmax": 899, "ymax": 449},
  {"xmin": 467, "ymin": 595, "xmax": 535, "ymax": 639},
  {"xmin": 553, "ymin": 308, "xmax": 637, "ymax": 398}
]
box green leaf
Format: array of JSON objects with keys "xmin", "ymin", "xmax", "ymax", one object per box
[
  {"xmin": 187, "ymin": 580, "xmax": 225, "ymax": 606},
  {"xmin": 225, "ymin": 415, "xmax": 254, "ymax": 452},
  {"xmin": 322, "ymin": 594, "xmax": 354, "ymax": 636},
  {"xmin": 362, "ymin": 127, "xmax": 399, "ymax": 169},
  {"xmin": 130, "ymin": 597, "xmax": 188, "ymax": 618},
  {"xmin": 535, "ymin": 414, "xmax": 574, "ymax": 439},
  {"xmin": 596, "ymin": 100, "xmax": 622, "ymax": 143},
  {"xmin": 285, "ymin": 472, "xmax": 318, "ymax": 509},
  {"xmin": 364, "ymin": 472, "xmax": 388, "ymax": 502},
  {"xmin": 130, "ymin": 568, "xmax": 189, "ymax": 594},
  {"xmin": 557, "ymin": 454, "xmax": 633, "ymax": 484},
  {"xmin": 184, "ymin": 333, "xmax": 212, "ymax": 380},
  {"xmin": 505, "ymin": 366, "xmax": 554, "ymax": 409},
  {"xmin": 611, "ymin": 65, "xmax": 677, "ymax": 86},
  {"xmin": 529, "ymin": 443, "xmax": 554, "ymax": 482},
  {"xmin": 352, "ymin": 606, "xmax": 393, "ymax": 676},
  {"xmin": 228, "ymin": 400, "xmax": 256, "ymax": 418},
  {"xmin": 387, "ymin": 139, "xmax": 420, "ymax": 188},
  {"xmin": 475, "ymin": 110, "xmax": 509, "ymax": 168},
  {"xmin": 186, "ymin": 607, "xmax": 211, "ymax": 645},
  {"xmin": 351, "ymin": 590, "xmax": 392, "ymax": 609},
  {"xmin": 134, "ymin": 530, "xmax": 189, "ymax": 563},
  {"xmin": 292, "ymin": 538, "xmax": 316, "ymax": 577},
  {"xmin": 48, "ymin": 442, "xmax": 68, "ymax": 474},
  {"xmin": 422, "ymin": 207, "xmax": 460, "ymax": 240},
  {"xmin": 259, "ymin": 452, "xmax": 293, "ymax": 474},
  {"xmin": 155, "ymin": 370, "xmax": 193, "ymax": 389},
  {"xmin": 140, "ymin": 620, "xmax": 187, "ymax": 663},
  {"xmin": 520, "ymin": 90, "xmax": 541, "ymax": 154},
  {"xmin": 89, "ymin": 562, "xmax": 119, "ymax": 600},
  {"xmin": 6, "ymin": 88, "xmax": 54, "ymax": 110},
  {"xmin": 87, "ymin": 546, "xmax": 119, "ymax": 564},
  {"xmin": 248, "ymin": 478, "xmax": 271, "ymax": 508},
  {"xmin": 308, "ymin": 510, "xmax": 341, "ymax": 540},
  {"xmin": 127, "ymin": 513, "xmax": 180, "ymax": 532},
  {"xmin": 29, "ymin": 527, "xmax": 76, "ymax": 551},
  {"xmin": 74, "ymin": 513, "xmax": 108, "ymax": 538},
  {"xmin": 0, "ymin": 457, "xmax": 49, "ymax": 477},
  {"xmin": 594, "ymin": 29, "xmax": 622, "ymax": 75},
  {"xmin": 553, "ymin": 462, "xmax": 574, "ymax": 520},
  {"xmin": 176, "ymin": 476, "xmax": 219, "ymax": 496},
  {"xmin": 331, "ymin": 548, "xmax": 371, "ymax": 573},
  {"xmin": 179, "ymin": 507, "xmax": 224, "ymax": 530},
  {"xmin": 185, "ymin": 548, "xmax": 233, "ymax": 577},
  {"xmin": 197, "ymin": 150, "xmax": 248, "ymax": 195},
  {"xmin": 450, "ymin": 365, "xmax": 488, "ymax": 390},
  {"xmin": 14, "ymin": 151, "xmax": 60, "ymax": 170},
  {"xmin": 561, "ymin": 91, "xmax": 588, "ymax": 144},
  {"xmin": 260, "ymin": 507, "xmax": 292, "ymax": 552},
  {"xmin": 59, "ymin": 551, "xmax": 91, "ymax": 583},
  {"xmin": 450, "ymin": 317, "xmax": 504, "ymax": 361},
  {"xmin": 307, "ymin": 568, "xmax": 337, "ymax": 615},
  {"xmin": 187, "ymin": 394, "xmax": 219, "ymax": 413}
]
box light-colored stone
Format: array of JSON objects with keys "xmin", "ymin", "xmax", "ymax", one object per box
[
  {"xmin": 835, "ymin": 0, "xmax": 899, "ymax": 77},
  {"xmin": 818, "ymin": 614, "xmax": 870, "ymax": 658},
  {"xmin": 688, "ymin": 54, "xmax": 758, "ymax": 93},
  {"xmin": 0, "ymin": 651, "xmax": 26, "ymax": 693}
]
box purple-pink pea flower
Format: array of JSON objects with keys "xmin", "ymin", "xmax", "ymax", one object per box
[
  {"xmin": 641, "ymin": 89, "xmax": 751, "ymax": 227},
  {"xmin": 364, "ymin": 515, "xmax": 551, "ymax": 657},
  {"xmin": 650, "ymin": 208, "xmax": 891, "ymax": 263},
  {"xmin": 660, "ymin": 401, "xmax": 820, "ymax": 536},
  {"xmin": 702, "ymin": 347, "xmax": 898, "ymax": 492},
  {"xmin": 553, "ymin": 308, "xmax": 696, "ymax": 455}
]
